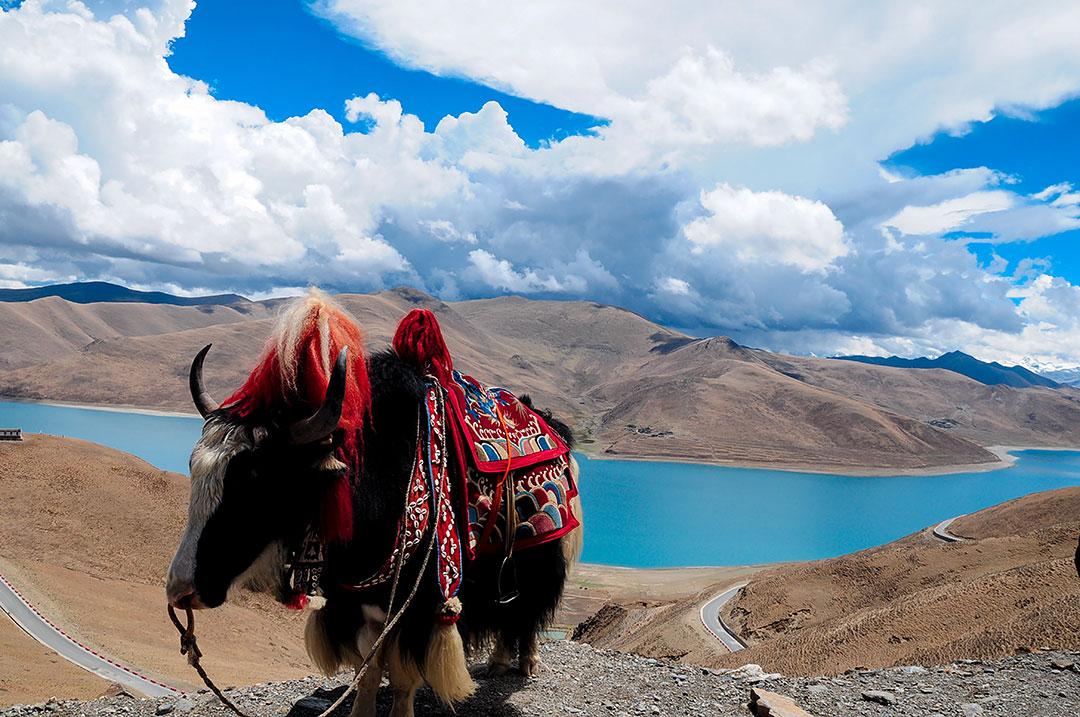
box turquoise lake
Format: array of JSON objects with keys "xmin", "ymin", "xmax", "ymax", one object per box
[{"xmin": 3, "ymin": 399, "xmax": 1079, "ymax": 568}]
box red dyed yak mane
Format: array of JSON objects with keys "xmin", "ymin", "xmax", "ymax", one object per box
[{"xmin": 222, "ymin": 289, "xmax": 370, "ymax": 543}]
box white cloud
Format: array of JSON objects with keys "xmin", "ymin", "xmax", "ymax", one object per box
[
  {"xmin": 656, "ymin": 276, "xmax": 692, "ymax": 296},
  {"xmin": 317, "ymin": 0, "xmax": 1080, "ymax": 186},
  {"xmin": 418, "ymin": 219, "xmax": 478, "ymax": 245},
  {"xmin": 466, "ymin": 249, "xmax": 578, "ymax": 293},
  {"xmin": 883, "ymin": 190, "xmax": 1014, "ymax": 235},
  {"xmin": 683, "ymin": 184, "xmax": 848, "ymax": 271}
]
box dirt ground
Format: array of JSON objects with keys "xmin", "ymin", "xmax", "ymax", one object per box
[
  {"xmin": 0, "ymin": 435, "xmax": 313, "ymax": 703},
  {"xmin": 4, "ymin": 434, "xmax": 1079, "ymax": 706},
  {"xmin": 0, "ymin": 616, "xmax": 108, "ymax": 706}
]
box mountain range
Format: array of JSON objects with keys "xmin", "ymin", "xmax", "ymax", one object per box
[
  {"xmin": 0, "ymin": 281, "xmax": 249, "ymax": 306},
  {"xmin": 1, "ymin": 285, "xmax": 1079, "ymax": 472},
  {"xmin": 834, "ymin": 350, "xmax": 1062, "ymax": 389}
]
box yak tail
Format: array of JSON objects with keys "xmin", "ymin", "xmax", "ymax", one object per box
[
  {"xmin": 421, "ymin": 599, "xmax": 475, "ymax": 705},
  {"xmin": 563, "ymin": 455, "xmax": 585, "ymax": 570},
  {"xmin": 304, "ymin": 608, "xmax": 343, "ymax": 676}
]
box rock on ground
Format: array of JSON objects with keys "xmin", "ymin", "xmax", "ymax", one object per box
[{"xmin": 2, "ymin": 642, "xmax": 1078, "ymax": 717}]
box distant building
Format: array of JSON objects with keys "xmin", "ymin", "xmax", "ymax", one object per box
[{"xmin": 0, "ymin": 428, "xmax": 22, "ymax": 441}]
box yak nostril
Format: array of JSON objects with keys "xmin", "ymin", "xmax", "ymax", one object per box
[{"xmin": 166, "ymin": 579, "xmax": 200, "ymax": 609}]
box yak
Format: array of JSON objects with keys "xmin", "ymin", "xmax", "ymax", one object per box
[{"xmin": 165, "ymin": 290, "xmax": 582, "ymax": 717}]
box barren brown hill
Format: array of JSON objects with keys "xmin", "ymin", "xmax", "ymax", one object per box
[
  {"xmin": 573, "ymin": 487, "xmax": 1080, "ymax": 675},
  {"xmin": 0, "ymin": 617, "xmax": 108, "ymax": 705},
  {"xmin": 589, "ymin": 337, "xmax": 996, "ymax": 471},
  {"xmin": 0, "ymin": 296, "xmax": 271, "ymax": 371},
  {"xmin": 2, "ymin": 288, "xmax": 1079, "ymax": 470},
  {"xmin": 756, "ymin": 351, "xmax": 1080, "ymax": 448},
  {"xmin": 0, "ymin": 433, "xmax": 745, "ymax": 706},
  {"xmin": 0, "ymin": 434, "xmax": 312, "ymax": 703}
]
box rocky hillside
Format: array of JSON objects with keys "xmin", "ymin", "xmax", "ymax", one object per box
[
  {"xmin": 3, "ymin": 288, "xmax": 1080, "ymax": 471},
  {"xmin": 2, "ymin": 642, "xmax": 1077, "ymax": 717}
]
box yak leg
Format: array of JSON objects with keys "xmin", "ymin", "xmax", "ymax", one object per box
[
  {"xmin": 486, "ymin": 631, "xmax": 515, "ymax": 676},
  {"xmin": 348, "ymin": 605, "xmax": 387, "ymax": 717},
  {"xmin": 347, "ymin": 659, "xmax": 382, "ymax": 717},
  {"xmin": 519, "ymin": 631, "xmax": 541, "ymax": 677},
  {"xmin": 385, "ymin": 639, "xmax": 422, "ymax": 717}
]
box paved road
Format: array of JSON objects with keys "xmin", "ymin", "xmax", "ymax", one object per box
[
  {"xmin": 699, "ymin": 582, "xmax": 748, "ymax": 652},
  {"xmin": 0, "ymin": 572, "xmax": 177, "ymax": 697},
  {"xmin": 932, "ymin": 514, "xmax": 967, "ymax": 542}
]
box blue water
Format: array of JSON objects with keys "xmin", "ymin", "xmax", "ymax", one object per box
[
  {"xmin": 0, "ymin": 401, "xmax": 203, "ymax": 475},
  {"xmin": 3, "ymin": 400, "xmax": 1079, "ymax": 568}
]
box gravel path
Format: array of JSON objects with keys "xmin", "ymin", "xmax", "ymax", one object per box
[{"xmin": 3, "ymin": 642, "xmax": 1077, "ymax": 717}]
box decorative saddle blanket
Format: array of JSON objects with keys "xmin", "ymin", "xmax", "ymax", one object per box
[
  {"xmin": 392, "ymin": 308, "xmax": 581, "ymax": 561},
  {"xmin": 442, "ymin": 370, "xmax": 580, "ymax": 556},
  {"xmin": 446, "ymin": 370, "xmax": 568, "ymax": 472}
]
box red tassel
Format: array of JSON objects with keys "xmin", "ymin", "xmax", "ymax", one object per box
[
  {"xmin": 320, "ymin": 474, "xmax": 354, "ymax": 543},
  {"xmin": 286, "ymin": 592, "xmax": 309, "ymax": 611},
  {"xmin": 392, "ymin": 309, "xmax": 453, "ymax": 383},
  {"xmin": 218, "ymin": 293, "xmax": 370, "ymax": 544}
]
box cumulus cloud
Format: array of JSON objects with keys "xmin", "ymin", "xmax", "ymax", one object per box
[
  {"xmin": 466, "ymin": 249, "xmax": 576, "ymax": 293},
  {"xmin": 4, "ymin": 0, "xmax": 1080, "ymax": 366},
  {"xmin": 883, "ymin": 191, "xmax": 1015, "ymax": 236},
  {"xmin": 683, "ymin": 184, "xmax": 848, "ymax": 271}
]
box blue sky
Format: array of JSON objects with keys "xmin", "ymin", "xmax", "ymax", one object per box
[
  {"xmin": 168, "ymin": 1, "xmax": 602, "ymax": 147},
  {"xmin": 1, "ymin": 0, "xmax": 1080, "ymax": 367},
  {"xmin": 887, "ymin": 98, "xmax": 1080, "ymax": 286}
]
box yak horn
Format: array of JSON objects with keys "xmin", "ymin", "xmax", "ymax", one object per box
[
  {"xmin": 289, "ymin": 348, "xmax": 348, "ymax": 445},
  {"xmin": 189, "ymin": 344, "xmax": 219, "ymax": 418}
]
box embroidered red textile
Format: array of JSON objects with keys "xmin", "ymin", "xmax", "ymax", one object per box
[
  {"xmin": 346, "ymin": 380, "xmax": 463, "ymax": 601},
  {"xmin": 391, "ymin": 309, "xmax": 579, "ymax": 558},
  {"xmin": 466, "ymin": 453, "xmax": 580, "ymax": 555},
  {"xmin": 445, "ymin": 370, "xmax": 569, "ymax": 473}
]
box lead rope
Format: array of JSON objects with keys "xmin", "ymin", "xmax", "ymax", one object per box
[
  {"xmin": 167, "ymin": 604, "xmax": 253, "ymax": 717},
  {"xmin": 168, "ymin": 399, "xmax": 444, "ymax": 717}
]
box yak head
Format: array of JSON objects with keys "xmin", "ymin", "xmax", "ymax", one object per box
[{"xmin": 165, "ymin": 344, "xmax": 352, "ymax": 609}]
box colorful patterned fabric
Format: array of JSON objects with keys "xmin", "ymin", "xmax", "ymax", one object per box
[
  {"xmin": 346, "ymin": 380, "xmax": 463, "ymax": 601},
  {"xmin": 442, "ymin": 370, "xmax": 579, "ymax": 556},
  {"xmin": 446, "ymin": 370, "xmax": 568, "ymax": 473},
  {"xmin": 388, "ymin": 308, "xmax": 580, "ymax": 564},
  {"xmin": 466, "ymin": 453, "xmax": 580, "ymax": 555}
]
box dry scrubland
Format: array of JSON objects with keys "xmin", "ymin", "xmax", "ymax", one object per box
[
  {"xmin": 4, "ymin": 288, "xmax": 1080, "ymax": 471},
  {"xmin": 575, "ymin": 486, "xmax": 1080, "ymax": 676}
]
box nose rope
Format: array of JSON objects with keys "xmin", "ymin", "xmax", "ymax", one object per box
[{"xmin": 167, "ymin": 604, "xmax": 252, "ymax": 717}]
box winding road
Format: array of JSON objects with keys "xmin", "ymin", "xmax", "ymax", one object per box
[
  {"xmin": 932, "ymin": 514, "xmax": 967, "ymax": 542},
  {"xmin": 0, "ymin": 572, "xmax": 177, "ymax": 697},
  {"xmin": 699, "ymin": 582, "xmax": 748, "ymax": 652},
  {"xmin": 699, "ymin": 513, "xmax": 972, "ymax": 653}
]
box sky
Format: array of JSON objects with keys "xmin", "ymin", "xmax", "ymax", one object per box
[{"xmin": 1, "ymin": 1, "xmax": 1080, "ymax": 369}]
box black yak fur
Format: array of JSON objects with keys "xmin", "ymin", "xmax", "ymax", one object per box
[{"xmin": 314, "ymin": 351, "xmax": 575, "ymax": 677}]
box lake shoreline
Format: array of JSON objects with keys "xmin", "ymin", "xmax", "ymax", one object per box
[
  {"xmin": 0, "ymin": 395, "xmax": 199, "ymax": 419},
  {"xmin": 7, "ymin": 396, "xmax": 1080, "ymax": 477},
  {"xmin": 578, "ymin": 443, "xmax": 1030, "ymax": 477}
]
